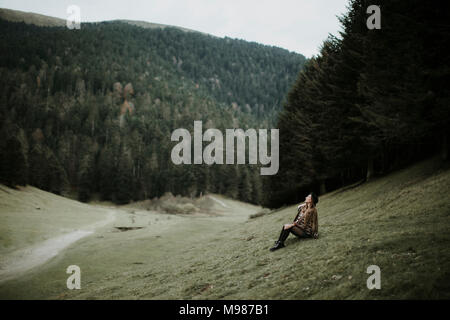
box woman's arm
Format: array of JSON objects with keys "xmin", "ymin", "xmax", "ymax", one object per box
[
  {"xmin": 312, "ymin": 209, "xmax": 318, "ymax": 238},
  {"xmin": 303, "ymin": 208, "xmax": 313, "ymax": 227},
  {"xmin": 293, "ymin": 204, "xmax": 305, "ymax": 222}
]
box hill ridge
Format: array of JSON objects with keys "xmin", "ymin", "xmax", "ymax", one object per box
[{"xmin": 0, "ymin": 7, "xmax": 217, "ymax": 39}]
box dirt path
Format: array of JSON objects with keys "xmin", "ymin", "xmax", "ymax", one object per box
[
  {"xmin": 208, "ymin": 195, "xmax": 230, "ymax": 208},
  {"xmin": 0, "ymin": 192, "xmax": 262, "ymax": 298},
  {"xmin": 0, "ymin": 210, "xmax": 116, "ymax": 284},
  {"xmin": 0, "ymin": 194, "xmax": 254, "ymax": 286}
]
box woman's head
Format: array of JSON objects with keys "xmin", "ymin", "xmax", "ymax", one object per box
[{"xmin": 305, "ymin": 192, "xmax": 319, "ymax": 206}]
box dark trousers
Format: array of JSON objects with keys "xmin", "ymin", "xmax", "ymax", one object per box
[{"xmin": 277, "ymin": 225, "xmax": 310, "ymax": 243}]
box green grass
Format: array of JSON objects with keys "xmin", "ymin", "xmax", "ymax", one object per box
[
  {"xmin": 0, "ymin": 8, "xmax": 213, "ymax": 36},
  {"xmin": 0, "ymin": 185, "xmax": 112, "ymax": 255},
  {"xmin": 0, "ymin": 8, "xmax": 66, "ymax": 27},
  {"xmin": 1, "ymin": 157, "xmax": 449, "ymax": 299}
]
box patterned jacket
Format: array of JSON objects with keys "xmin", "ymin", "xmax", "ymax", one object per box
[{"xmin": 293, "ymin": 204, "xmax": 318, "ymax": 237}]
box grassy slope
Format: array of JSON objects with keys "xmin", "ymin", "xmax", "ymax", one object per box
[
  {"xmin": 0, "ymin": 8, "xmax": 66, "ymax": 27},
  {"xmin": 0, "ymin": 185, "xmax": 112, "ymax": 255},
  {"xmin": 1, "ymin": 157, "xmax": 449, "ymax": 299},
  {"xmin": 0, "ymin": 8, "xmax": 212, "ymax": 36}
]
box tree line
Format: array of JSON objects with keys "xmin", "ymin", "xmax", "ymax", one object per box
[
  {"xmin": 0, "ymin": 18, "xmax": 305, "ymax": 204},
  {"xmin": 264, "ymin": 0, "xmax": 450, "ymax": 207}
]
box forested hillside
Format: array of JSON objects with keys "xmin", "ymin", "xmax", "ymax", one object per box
[
  {"xmin": 265, "ymin": 0, "xmax": 450, "ymax": 207},
  {"xmin": 0, "ymin": 14, "xmax": 305, "ymax": 204}
]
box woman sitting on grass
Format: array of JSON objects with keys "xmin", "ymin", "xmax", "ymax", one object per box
[{"xmin": 270, "ymin": 192, "xmax": 319, "ymax": 252}]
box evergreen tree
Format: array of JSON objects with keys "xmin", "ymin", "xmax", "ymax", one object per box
[
  {"xmin": 78, "ymin": 154, "xmax": 94, "ymax": 202},
  {"xmin": 1, "ymin": 136, "xmax": 28, "ymax": 187},
  {"xmin": 114, "ymin": 150, "xmax": 134, "ymax": 204}
]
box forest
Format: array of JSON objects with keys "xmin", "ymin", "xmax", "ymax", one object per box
[
  {"xmin": 1, "ymin": 0, "xmax": 449, "ymax": 208},
  {"xmin": 265, "ymin": 0, "xmax": 450, "ymax": 207},
  {"xmin": 0, "ymin": 16, "xmax": 305, "ymax": 204}
]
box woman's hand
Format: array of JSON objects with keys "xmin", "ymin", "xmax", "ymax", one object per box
[{"xmin": 283, "ymin": 223, "xmax": 294, "ymax": 230}]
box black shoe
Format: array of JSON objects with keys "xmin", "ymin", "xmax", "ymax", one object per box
[{"xmin": 269, "ymin": 241, "xmax": 285, "ymax": 251}]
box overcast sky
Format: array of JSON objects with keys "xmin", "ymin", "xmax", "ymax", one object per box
[{"xmin": 0, "ymin": 0, "xmax": 349, "ymax": 57}]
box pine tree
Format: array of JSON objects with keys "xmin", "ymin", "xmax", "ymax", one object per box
[
  {"xmin": 251, "ymin": 168, "xmax": 263, "ymax": 204},
  {"xmin": 78, "ymin": 154, "xmax": 94, "ymax": 202},
  {"xmin": 1, "ymin": 136, "xmax": 28, "ymax": 187},
  {"xmin": 114, "ymin": 150, "xmax": 134, "ymax": 204},
  {"xmin": 28, "ymin": 144, "xmax": 48, "ymax": 190},
  {"xmin": 238, "ymin": 167, "xmax": 253, "ymax": 203}
]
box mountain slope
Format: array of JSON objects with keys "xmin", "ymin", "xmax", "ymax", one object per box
[
  {"xmin": 0, "ymin": 8, "xmax": 66, "ymax": 27},
  {"xmin": 0, "ymin": 157, "xmax": 448, "ymax": 299},
  {"xmin": 0, "ymin": 13, "xmax": 306, "ymax": 204},
  {"xmin": 0, "ymin": 8, "xmax": 213, "ymax": 36}
]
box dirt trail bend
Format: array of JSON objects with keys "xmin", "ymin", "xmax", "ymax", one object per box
[{"xmin": 0, "ymin": 210, "xmax": 116, "ymax": 284}]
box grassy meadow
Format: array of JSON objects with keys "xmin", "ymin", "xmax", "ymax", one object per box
[{"xmin": 0, "ymin": 157, "xmax": 449, "ymax": 299}]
